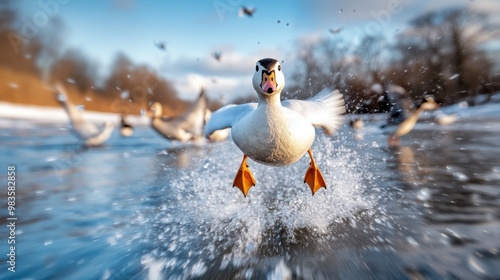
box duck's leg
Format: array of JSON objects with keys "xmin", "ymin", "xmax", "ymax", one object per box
[
  {"xmin": 233, "ymin": 154, "xmax": 256, "ymax": 197},
  {"xmin": 304, "ymin": 149, "xmax": 327, "ymax": 195}
]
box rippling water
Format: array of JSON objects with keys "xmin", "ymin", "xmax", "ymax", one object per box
[{"xmin": 1, "ymin": 108, "xmax": 499, "ymax": 279}]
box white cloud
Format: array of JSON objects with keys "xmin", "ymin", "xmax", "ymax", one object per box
[
  {"xmin": 160, "ymin": 47, "xmax": 286, "ymax": 102},
  {"xmin": 172, "ymin": 73, "xmax": 252, "ymax": 103},
  {"xmin": 295, "ymin": 32, "xmax": 325, "ymax": 47}
]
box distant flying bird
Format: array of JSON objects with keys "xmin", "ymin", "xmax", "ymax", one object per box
[
  {"xmin": 205, "ymin": 58, "xmax": 345, "ymax": 197},
  {"xmin": 148, "ymin": 88, "xmax": 208, "ymax": 143},
  {"xmin": 54, "ymin": 83, "xmax": 114, "ymax": 147},
  {"xmin": 329, "ymin": 27, "xmax": 343, "ymax": 34},
  {"xmin": 212, "ymin": 51, "xmax": 222, "ymax": 61},
  {"xmin": 154, "ymin": 41, "xmax": 166, "ymax": 51},
  {"xmin": 239, "ymin": 6, "xmax": 255, "ymax": 17}
]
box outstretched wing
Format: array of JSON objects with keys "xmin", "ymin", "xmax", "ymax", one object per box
[
  {"xmin": 283, "ymin": 88, "xmax": 345, "ymax": 135},
  {"xmin": 176, "ymin": 89, "xmax": 208, "ymax": 138},
  {"xmin": 54, "ymin": 83, "xmax": 100, "ymax": 137},
  {"xmin": 204, "ymin": 103, "xmax": 256, "ymax": 137},
  {"xmin": 54, "ymin": 83, "xmax": 85, "ymax": 124}
]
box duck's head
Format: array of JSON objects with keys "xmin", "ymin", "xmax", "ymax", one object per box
[
  {"xmin": 148, "ymin": 102, "xmax": 163, "ymax": 118},
  {"xmin": 420, "ymin": 97, "xmax": 440, "ymax": 111},
  {"xmin": 252, "ymin": 58, "xmax": 285, "ymax": 97}
]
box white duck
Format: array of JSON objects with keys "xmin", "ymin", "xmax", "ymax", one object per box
[
  {"xmin": 205, "ymin": 58, "xmax": 345, "ymax": 196},
  {"xmin": 54, "ymin": 83, "xmax": 114, "ymax": 147},
  {"xmin": 149, "ymin": 89, "xmax": 207, "ymax": 143}
]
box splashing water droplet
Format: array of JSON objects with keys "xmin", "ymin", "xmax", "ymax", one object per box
[
  {"xmin": 467, "ymin": 249, "xmax": 500, "ymax": 278},
  {"xmin": 121, "ymin": 90, "xmax": 130, "ymax": 100},
  {"xmin": 406, "ymin": 236, "xmax": 419, "ymax": 246},
  {"xmin": 339, "ymin": 8, "xmax": 344, "ymax": 13},
  {"xmin": 417, "ymin": 188, "xmax": 431, "ymax": 201},
  {"xmin": 453, "ymin": 171, "xmax": 468, "ymax": 182}
]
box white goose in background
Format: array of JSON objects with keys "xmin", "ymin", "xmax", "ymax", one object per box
[
  {"xmin": 149, "ymin": 88, "xmax": 207, "ymax": 143},
  {"xmin": 205, "ymin": 58, "xmax": 345, "ymax": 196},
  {"xmin": 54, "ymin": 83, "xmax": 114, "ymax": 147}
]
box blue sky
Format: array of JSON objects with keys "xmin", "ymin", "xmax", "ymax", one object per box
[{"xmin": 12, "ymin": 0, "xmax": 500, "ymax": 101}]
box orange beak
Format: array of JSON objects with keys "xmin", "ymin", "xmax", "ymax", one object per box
[{"xmin": 261, "ymin": 71, "xmax": 277, "ymax": 93}]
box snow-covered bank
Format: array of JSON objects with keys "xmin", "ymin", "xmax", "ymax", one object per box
[{"xmin": 0, "ymin": 102, "xmax": 150, "ymax": 126}]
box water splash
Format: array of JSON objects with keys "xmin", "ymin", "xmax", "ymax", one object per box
[{"xmin": 135, "ymin": 134, "xmax": 378, "ymax": 277}]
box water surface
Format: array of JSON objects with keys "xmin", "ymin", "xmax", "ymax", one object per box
[{"xmin": 0, "ymin": 107, "xmax": 499, "ymax": 279}]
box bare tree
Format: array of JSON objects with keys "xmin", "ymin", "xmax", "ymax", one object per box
[
  {"xmin": 50, "ymin": 49, "xmax": 98, "ymax": 92},
  {"xmin": 355, "ymin": 35, "xmax": 387, "ymax": 84},
  {"xmin": 289, "ymin": 37, "xmax": 352, "ymax": 100},
  {"xmin": 394, "ymin": 7, "xmax": 498, "ymax": 104},
  {"xmin": 104, "ymin": 53, "xmax": 183, "ymax": 115},
  {"xmin": 443, "ymin": 8, "xmax": 498, "ymax": 100}
]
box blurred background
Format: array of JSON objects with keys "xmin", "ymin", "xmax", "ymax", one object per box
[
  {"xmin": 1, "ymin": 0, "xmax": 499, "ymax": 116},
  {"xmin": 2, "ymin": 1, "xmax": 500, "ymax": 279}
]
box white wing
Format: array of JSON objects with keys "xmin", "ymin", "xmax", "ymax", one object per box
[
  {"xmin": 283, "ymin": 88, "xmax": 345, "ymax": 135},
  {"xmin": 54, "ymin": 83, "xmax": 100, "ymax": 137},
  {"xmin": 85, "ymin": 122, "xmax": 115, "ymax": 146},
  {"xmin": 175, "ymin": 90, "xmax": 208, "ymax": 138},
  {"xmin": 204, "ymin": 103, "xmax": 256, "ymax": 136}
]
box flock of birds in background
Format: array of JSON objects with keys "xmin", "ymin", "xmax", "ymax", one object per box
[
  {"xmin": 154, "ymin": 6, "xmax": 342, "ymax": 63},
  {"xmin": 54, "ymin": 83, "xmax": 229, "ymax": 146},
  {"xmin": 53, "ymin": 55, "xmax": 457, "ymax": 197}
]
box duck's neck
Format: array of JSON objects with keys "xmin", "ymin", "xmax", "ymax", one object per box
[
  {"xmin": 257, "ymin": 92, "xmax": 282, "ymax": 108},
  {"xmin": 408, "ymin": 107, "xmax": 425, "ymax": 123},
  {"xmin": 405, "ymin": 108, "xmax": 424, "ymax": 130}
]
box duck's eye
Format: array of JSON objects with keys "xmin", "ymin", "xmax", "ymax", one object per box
[
  {"xmin": 255, "ymin": 65, "xmax": 259, "ymax": 72},
  {"xmin": 278, "ymin": 65, "xmax": 281, "ymax": 71}
]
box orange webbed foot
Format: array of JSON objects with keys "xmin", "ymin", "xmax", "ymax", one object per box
[
  {"xmin": 303, "ymin": 149, "xmax": 327, "ymax": 195},
  {"xmin": 233, "ymin": 155, "xmax": 256, "ymax": 197}
]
